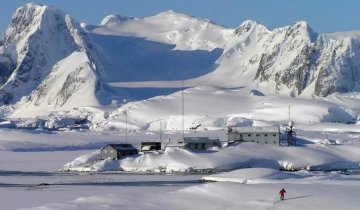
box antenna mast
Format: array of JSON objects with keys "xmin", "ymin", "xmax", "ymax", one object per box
[
  {"xmin": 182, "ymin": 80, "xmax": 185, "ymax": 141},
  {"xmin": 159, "ymin": 122, "xmax": 163, "ymax": 142},
  {"xmin": 123, "ymin": 110, "xmax": 128, "ymax": 144},
  {"xmin": 288, "ymin": 106, "xmax": 291, "ymax": 122},
  {"xmin": 286, "ymin": 105, "xmax": 296, "ymax": 146}
]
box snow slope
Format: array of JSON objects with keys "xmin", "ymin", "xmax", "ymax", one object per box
[
  {"xmin": 97, "ymin": 86, "xmax": 357, "ymax": 132},
  {"xmin": 1, "ymin": 128, "xmax": 360, "ymax": 209},
  {"xmin": 106, "ymin": 17, "xmax": 360, "ymax": 97},
  {"xmin": 14, "ymin": 167, "xmax": 360, "ymax": 210},
  {"xmin": 91, "ymin": 10, "xmax": 231, "ymax": 51}
]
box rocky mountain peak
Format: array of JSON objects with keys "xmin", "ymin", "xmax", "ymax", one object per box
[
  {"xmin": 0, "ymin": 3, "xmax": 105, "ymax": 113},
  {"xmin": 286, "ymin": 21, "xmax": 317, "ymax": 43},
  {"xmin": 100, "ymin": 14, "xmax": 135, "ymax": 25},
  {"xmin": 234, "ymin": 20, "xmax": 258, "ymax": 36}
]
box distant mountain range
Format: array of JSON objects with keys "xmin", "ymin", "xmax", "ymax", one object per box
[{"xmin": 1, "ymin": 3, "xmax": 360, "ymax": 118}]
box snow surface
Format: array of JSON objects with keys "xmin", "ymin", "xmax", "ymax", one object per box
[
  {"xmin": 0, "ymin": 126, "xmax": 360, "ymax": 209},
  {"xmin": 96, "ymin": 86, "xmax": 358, "ymax": 133},
  {"xmin": 1, "ymin": 166, "xmax": 359, "ymax": 210}
]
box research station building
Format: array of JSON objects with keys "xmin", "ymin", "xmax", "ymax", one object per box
[
  {"xmin": 165, "ymin": 137, "xmax": 221, "ymax": 150},
  {"xmin": 101, "ymin": 144, "xmax": 138, "ymax": 160},
  {"xmin": 227, "ymin": 126, "xmax": 280, "ymax": 145},
  {"xmin": 140, "ymin": 142, "xmax": 162, "ymax": 152}
]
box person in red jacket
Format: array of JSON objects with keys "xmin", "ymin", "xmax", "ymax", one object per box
[{"xmin": 279, "ymin": 188, "xmax": 286, "ymax": 200}]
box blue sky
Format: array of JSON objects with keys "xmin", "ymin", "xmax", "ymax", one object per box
[{"xmin": 1, "ymin": 0, "xmax": 360, "ymax": 34}]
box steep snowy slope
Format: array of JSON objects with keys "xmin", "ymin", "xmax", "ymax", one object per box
[
  {"xmin": 103, "ymin": 16, "xmax": 360, "ymax": 97},
  {"xmin": 92, "ymin": 10, "xmax": 231, "ymax": 51},
  {"xmin": 85, "ymin": 11, "xmax": 227, "ymax": 82},
  {"xmin": 0, "ymin": 3, "xmax": 107, "ymax": 117}
]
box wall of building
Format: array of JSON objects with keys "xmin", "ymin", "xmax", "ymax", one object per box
[
  {"xmin": 101, "ymin": 146, "xmax": 138, "ymax": 159},
  {"xmin": 228, "ymin": 132, "xmax": 280, "ymax": 145},
  {"xmin": 101, "ymin": 147, "xmax": 118, "ymax": 159},
  {"xmin": 186, "ymin": 141, "xmax": 220, "ymax": 150}
]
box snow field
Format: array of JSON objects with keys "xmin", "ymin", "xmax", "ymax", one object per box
[{"xmin": 10, "ymin": 169, "xmax": 360, "ymax": 210}]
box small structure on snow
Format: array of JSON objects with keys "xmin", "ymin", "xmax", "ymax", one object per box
[
  {"xmin": 140, "ymin": 142, "xmax": 162, "ymax": 152},
  {"xmin": 101, "ymin": 144, "xmax": 138, "ymax": 160},
  {"xmin": 227, "ymin": 126, "xmax": 280, "ymax": 145},
  {"xmin": 285, "ymin": 121, "xmax": 296, "ymax": 146},
  {"xmin": 165, "ymin": 137, "xmax": 221, "ymax": 150}
]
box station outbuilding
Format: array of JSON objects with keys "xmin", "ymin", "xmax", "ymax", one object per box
[{"xmin": 101, "ymin": 144, "xmax": 138, "ymax": 160}]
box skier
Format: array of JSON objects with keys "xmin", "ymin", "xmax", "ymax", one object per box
[{"xmin": 279, "ymin": 188, "xmax": 286, "ymax": 200}]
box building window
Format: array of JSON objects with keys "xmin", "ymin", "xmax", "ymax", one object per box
[
  {"xmin": 251, "ymin": 140, "xmax": 254, "ymax": 142},
  {"xmin": 248, "ymin": 134, "xmax": 251, "ymax": 137},
  {"xmin": 194, "ymin": 143, "xmax": 198, "ymax": 149},
  {"xmin": 256, "ymin": 134, "xmax": 260, "ymax": 137},
  {"xmin": 202, "ymin": 143, "xmax": 205, "ymax": 149},
  {"xmin": 274, "ymin": 141, "xmax": 276, "ymax": 144},
  {"xmin": 273, "ymin": 134, "xmax": 277, "ymax": 137},
  {"xmin": 264, "ymin": 134, "xmax": 268, "ymax": 137},
  {"xmin": 265, "ymin": 141, "xmax": 267, "ymax": 144}
]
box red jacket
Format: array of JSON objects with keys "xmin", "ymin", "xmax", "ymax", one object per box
[{"xmin": 279, "ymin": 189, "xmax": 286, "ymax": 195}]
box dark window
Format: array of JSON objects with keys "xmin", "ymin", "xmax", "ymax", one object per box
[
  {"xmin": 265, "ymin": 141, "xmax": 267, "ymax": 144},
  {"xmin": 194, "ymin": 143, "xmax": 198, "ymax": 149},
  {"xmin": 202, "ymin": 143, "xmax": 205, "ymax": 149},
  {"xmin": 251, "ymin": 140, "xmax": 254, "ymax": 142},
  {"xmin": 256, "ymin": 134, "xmax": 260, "ymax": 137},
  {"xmin": 274, "ymin": 141, "xmax": 276, "ymax": 144},
  {"xmin": 264, "ymin": 134, "xmax": 268, "ymax": 137},
  {"xmin": 248, "ymin": 134, "xmax": 251, "ymax": 137},
  {"xmin": 273, "ymin": 134, "xmax": 277, "ymax": 137}
]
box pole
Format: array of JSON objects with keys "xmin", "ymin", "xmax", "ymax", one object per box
[
  {"xmin": 181, "ymin": 80, "xmax": 185, "ymax": 141},
  {"xmin": 288, "ymin": 106, "xmax": 290, "ymax": 122},
  {"xmin": 160, "ymin": 122, "xmax": 163, "ymax": 142},
  {"xmin": 101, "ymin": 132, "xmax": 104, "ymax": 149},
  {"xmin": 102, "ymin": 111, "xmax": 109, "ymax": 149},
  {"xmin": 125, "ymin": 110, "xmax": 128, "ymax": 144}
]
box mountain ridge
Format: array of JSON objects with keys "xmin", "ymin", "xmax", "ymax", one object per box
[
  {"xmin": 0, "ymin": 3, "xmax": 108, "ymax": 117},
  {"xmin": 1, "ymin": 4, "xmax": 360, "ymax": 118}
]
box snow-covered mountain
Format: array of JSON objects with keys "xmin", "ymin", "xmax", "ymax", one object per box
[
  {"xmin": 1, "ymin": 3, "xmax": 360, "ymax": 120},
  {"xmin": 191, "ymin": 20, "xmax": 360, "ymax": 97},
  {"xmin": 0, "ymin": 3, "xmax": 107, "ymax": 117},
  {"xmin": 92, "ymin": 11, "xmax": 360, "ymax": 97}
]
